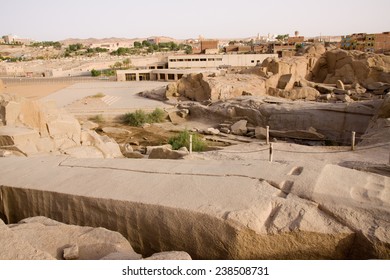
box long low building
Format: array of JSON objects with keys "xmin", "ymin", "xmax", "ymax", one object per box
[
  {"xmin": 116, "ymin": 53, "xmax": 277, "ymax": 82},
  {"xmin": 116, "ymin": 68, "xmax": 221, "ymax": 82},
  {"xmin": 168, "ymin": 53, "xmax": 277, "ymax": 69}
]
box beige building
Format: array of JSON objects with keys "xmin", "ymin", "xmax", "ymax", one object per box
[
  {"xmin": 116, "ymin": 53, "xmax": 277, "ymax": 82},
  {"xmin": 116, "ymin": 68, "xmax": 220, "ymax": 82},
  {"xmin": 168, "ymin": 53, "xmax": 277, "ymax": 69}
]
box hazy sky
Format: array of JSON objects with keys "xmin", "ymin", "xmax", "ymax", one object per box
[{"xmin": 1, "ymin": 0, "xmax": 389, "ymax": 41}]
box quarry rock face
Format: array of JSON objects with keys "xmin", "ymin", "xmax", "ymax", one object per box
[
  {"xmin": 187, "ymin": 96, "xmax": 382, "ymax": 144},
  {"xmin": 360, "ymin": 93, "xmax": 390, "ymax": 145},
  {"xmin": 162, "ymin": 48, "xmax": 389, "ymax": 104},
  {"xmin": 0, "ymin": 93, "xmax": 122, "ymax": 158},
  {"xmin": 0, "ymin": 157, "xmax": 388, "ymax": 259},
  {"xmin": 310, "ymin": 49, "xmax": 390, "ymax": 86},
  {"xmin": 171, "ymin": 73, "xmax": 267, "ymax": 102}
]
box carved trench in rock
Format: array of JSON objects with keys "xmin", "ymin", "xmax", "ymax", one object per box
[
  {"xmin": 218, "ymin": 102, "xmax": 379, "ymax": 145},
  {"xmin": 0, "ymin": 184, "xmax": 382, "ymax": 259}
]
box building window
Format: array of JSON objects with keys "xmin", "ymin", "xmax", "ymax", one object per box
[
  {"xmin": 168, "ymin": 74, "xmax": 175, "ymax": 80},
  {"xmin": 208, "ymin": 58, "xmax": 215, "ymax": 61},
  {"xmin": 200, "ymin": 58, "xmax": 207, "ymax": 61},
  {"xmin": 251, "ymin": 60, "xmax": 255, "ymax": 63}
]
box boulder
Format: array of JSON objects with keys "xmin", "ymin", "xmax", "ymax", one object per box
[
  {"xmin": 255, "ymin": 126, "xmax": 267, "ymax": 139},
  {"xmin": 336, "ymin": 94, "xmax": 353, "ymax": 103},
  {"xmin": 146, "ymin": 144, "xmax": 172, "ymax": 155},
  {"xmin": 81, "ymin": 130, "xmax": 123, "ymax": 158},
  {"xmin": 204, "ymin": 128, "xmax": 220, "ymax": 135},
  {"xmin": 63, "ymin": 245, "xmax": 79, "ymax": 260},
  {"xmin": 230, "ymin": 120, "xmax": 248, "ymax": 135},
  {"xmin": 81, "ymin": 121, "xmax": 99, "ymax": 131},
  {"xmin": 7, "ymin": 217, "xmax": 140, "ymax": 260},
  {"xmin": 123, "ymin": 151, "xmax": 144, "ymax": 159},
  {"xmin": 0, "ymin": 218, "xmax": 55, "ymax": 260},
  {"xmin": 102, "ymin": 127, "xmax": 131, "ymax": 135},
  {"xmin": 0, "ymin": 126, "xmax": 41, "ymax": 156},
  {"xmin": 268, "ymin": 87, "xmax": 320, "ymax": 101},
  {"xmin": 148, "ymin": 146, "xmax": 188, "ymax": 159},
  {"xmin": 316, "ymin": 84, "xmax": 336, "ymax": 94},
  {"xmin": 145, "ymin": 251, "xmax": 192, "ymax": 260},
  {"xmin": 174, "ymin": 73, "xmax": 267, "ymax": 102},
  {"xmin": 277, "ymin": 74, "xmax": 295, "ymax": 90},
  {"xmin": 168, "ymin": 110, "xmax": 186, "ymax": 125}
]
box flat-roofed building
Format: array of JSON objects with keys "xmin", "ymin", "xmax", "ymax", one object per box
[{"xmin": 168, "ymin": 53, "xmax": 277, "ymax": 69}]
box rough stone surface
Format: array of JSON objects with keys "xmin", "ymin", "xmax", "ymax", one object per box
[
  {"xmin": 81, "ymin": 121, "xmax": 99, "ymax": 131},
  {"xmin": 255, "ymin": 127, "xmax": 267, "ymax": 139},
  {"xmin": 81, "ymin": 130, "xmax": 123, "ymax": 158},
  {"xmin": 231, "ymin": 120, "xmax": 248, "ymax": 135},
  {"xmin": 63, "ymin": 244, "xmax": 79, "ymax": 260},
  {"xmin": 1, "ymin": 216, "xmax": 139, "ymax": 260},
  {"xmin": 0, "ymin": 157, "xmax": 388, "ymax": 259},
  {"xmin": 145, "ymin": 251, "xmax": 192, "ymax": 260},
  {"xmin": 188, "ymin": 97, "xmax": 381, "ymax": 144},
  {"xmin": 0, "ymin": 93, "xmax": 122, "ymax": 158},
  {"xmin": 123, "ymin": 151, "xmax": 144, "ymax": 159},
  {"xmin": 148, "ymin": 146, "xmax": 188, "ymax": 159},
  {"xmin": 102, "ymin": 127, "xmax": 131, "ymax": 135},
  {"xmin": 173, "ymin": 73, "xmax": 267, "ymax": 102}
]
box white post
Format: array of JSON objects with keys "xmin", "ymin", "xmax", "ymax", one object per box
[
  {"xmin": 269, "ymin": 143, "xmax": 273, "ymax": 162},
  {"xmin": 189, "ymin": 134, "xmax": 193, "ymax": 154},
  {"xmin": 266, "ymin": 126, "xmax": 270, "ymax": 145},
  {"xmin": 351, "ymin": 131, "xmax": 356, "ymax": 151}
]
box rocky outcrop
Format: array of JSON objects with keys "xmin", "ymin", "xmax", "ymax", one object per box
[
  {"xmin": 309, "ymin": 49, "xmax": 390, "ymax": 86},
  {"xmin": 0, "ymin": 216, "xmax": 140, "ymax": 260},
  {"xmin": 167, "ymin": 73, "xmax": 268, "ymax": 102},
  {"xmin": 148, "ymin": 146, "xmax": 189, "ymax": 159},
  {"xmin": 360, "ymin": 93, "xmax": 390, "ymax": 145},
  {"xmin": 157, "ymin": 48, "xmax": 390, "ymax": 104},
  {"xmin": 0, "ymin": 157, "xmax": 388, "ymax": 259},
  {"xmin": 0, "ymin": 93, "xmax": 122, "ymax": 158},
  {"xmin": 185, "ymin": 96, "xmax": 382, "ymax": 144}
]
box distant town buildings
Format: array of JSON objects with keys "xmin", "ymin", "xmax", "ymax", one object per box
[
  {"xmin": 1, "ymin": 34, "xmax": 33, "ymax": 45},
  {"xmin": 341, "ymin": 32, "xmax": 390, "ymax": 53}
]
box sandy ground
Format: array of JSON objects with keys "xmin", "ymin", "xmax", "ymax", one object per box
[{"xmin": 2, "ymin": 82, "xmax": 75, "ymax": 100}]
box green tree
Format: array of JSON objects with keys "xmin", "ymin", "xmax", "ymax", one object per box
[
  {"xmin": 91, "ymin": 69, "xmax": 101, "ymax": 77},
  {"xmin": 122, "ymin": 58, "xmax": 131, "ymax": 69},
  {"xmin": 142, "ymin": 40, "xmax": 151, "ymax": 47},
  {"xmin": 133, "ymin": 41, "xmax": 142, "ymax": 48}
]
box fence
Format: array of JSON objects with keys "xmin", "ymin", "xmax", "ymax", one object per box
[{"xmin": 188, "ymin": 128, "xmax": 390, "ymax": 165}]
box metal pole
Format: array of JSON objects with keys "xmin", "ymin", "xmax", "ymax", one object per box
[
  {"xmin": 269, "ymin": 143, "xmax": 273, "ymax": 162},
  {"xmin": 266, "ymin": 126, "xmax": 270, "ymax": 145},
  {"xmin": 189, "ymin": 134, "xmax": 193, "ymax": 154},
  {"xmin": 351, "ymin": 131, "xmax": 356, "ymax": 151}
]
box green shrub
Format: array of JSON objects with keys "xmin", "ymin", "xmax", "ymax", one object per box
[
  {"xmin": 168, "ymin": 130, "xmax": 206, "ymax": 151},
  {"xmin": 90, "ymin": 92, "xmax": 105, "ymax": 98},
  {"xmin": 91, "ymin": 69, "xmax": 101, "ymax": 77},
  {"xmin": 122, "ymin": 108, "xmax": 166, "ymax": 127},
  {"xmin": 88, "ymin": 114, "xmax": 105, "ymax": 123},
  {"xmin": 148, "ymin": 108, "xmax": 165, "ymax": 123}
]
